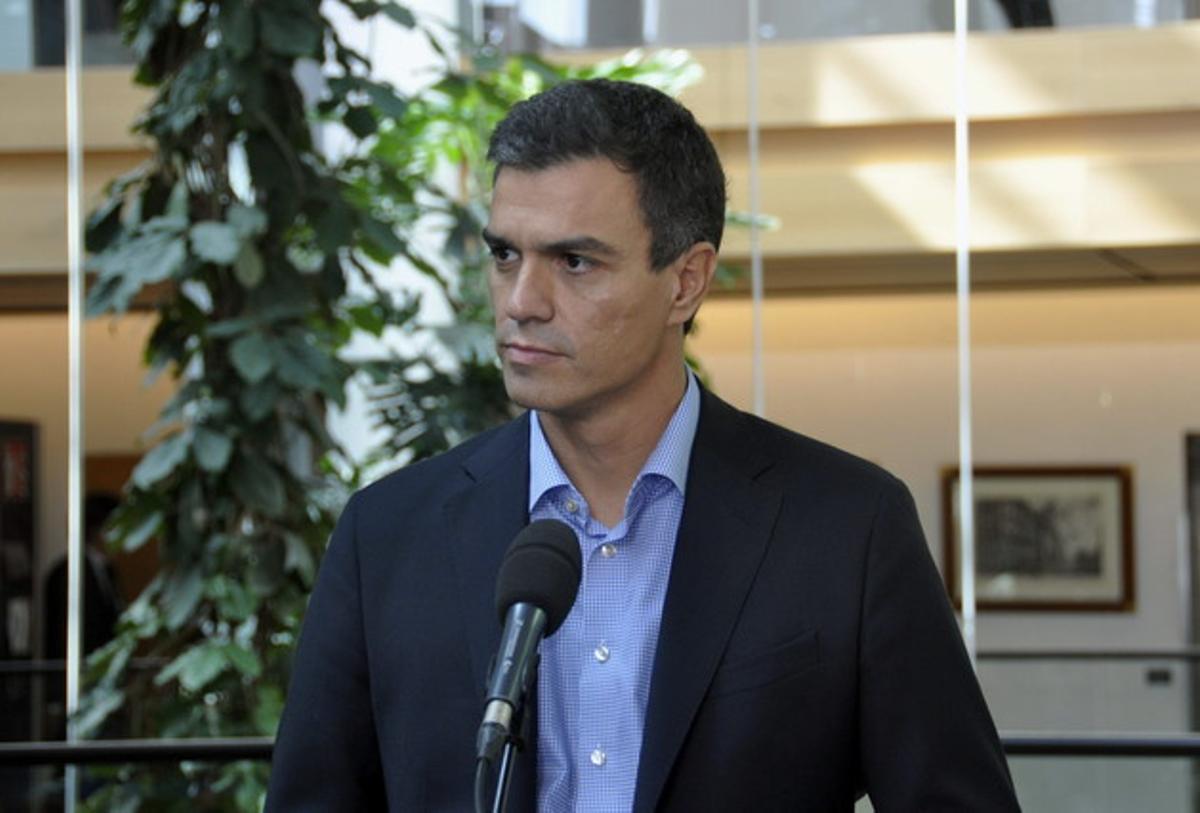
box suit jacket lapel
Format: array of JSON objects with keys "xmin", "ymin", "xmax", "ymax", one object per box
[
  {"xmin": 633, "ymin": 391, "xmax": 783, "ymax": 813},
  {"xmin": 443, "ymin": 414, "xmax": 539, "ymax": 812}
]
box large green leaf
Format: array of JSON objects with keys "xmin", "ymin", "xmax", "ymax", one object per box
[
  {"xmin": 119, "ymin": 510, "xmax": 162, "ymax": 552},
  {"xmin": 87, "ymin": 229, "xmax": 187, "ymax": 315},
  {"xmin": 358, "ymin": 213, "xmax": 405, "ymax": 261},
  {"xmin": 234, "ymin": 243, "xmax": 266, "ymax": 288},
  {"xmin": 230, "ymin": 454, "xmax": 286, "ymax": 518},
  {"xmin": 85, "ymin": 192, "xmax": 125, "ymax": 253},
  {"xmin": 283, "ymin": 532, "xmax": 315, "ymax": 585},
  {"xmin": 122, "ymin": 578, "xmax": 163, "ymax": 637},
  {"xmin": 209, "ymin": 574, "xmax": 257, "ymax": 622},
  {"xmin": 363, "ymin": 80, "xmax": 408, "ymax": 119},
  {"xmin": 345, "ymin": 1, "xmax": 415, "ymax": 27},
  {"xmin": 222, "ymin": 643, "xmax": 262, "ymax": 678},
  {"xmin": 131, "ymin": 432, "xmax": 190, "ymax": 489},
  {"xmin": 229, "ymin": 332, "xmax": 276, "ymax": 384},
  {"xmin": 73, "ymin": 685, "xmax": 125, "ymax": 738},
  {"xmin": 253, "ymin": 684, "xmax": 285, "ymax": 736},
  {"xmin": 194, "ymin": 426, "xmax": 234, "ymax": 472},
  {"xmin": 258, "ymin": 5, "xmax": 321, "ymax": 57},
  {"xmin": 156, "ymin": 642, "xmax": 229, "ymax": 692},
  {"xmin": 190, "ymin": 221, "xmax": 243, "ymax": 264},
  {"xmin": 314, "ymin": 201, "xmax": 355, "ymax": 255},
  {"xmin": 343, "ymin": 106, "xmax": 378, "ymax": 138},
  {"xmin": 228, "ymin": 204, "xmax": 268, "ymax": 238},
  {"xmin": 162, "ymin": 568, "xmax": 205, "ymax": 631},
  {"xmin": 274, "ymin": 332, "xmax": 332, "ymax": 390},
  {"xmin": 85, "ymin": 633, "xmax": 133, "ymax": 688},
  {"xmin": 238, "ymin": 378, "xmax": 280, "ymax": 422},
  {"xmin": 219, "ymin": 1, "xmax": 255, "ymax": 60},
  {"xmin": 347, "ymin": 302, "xmax": 386, "ymax": 337}
]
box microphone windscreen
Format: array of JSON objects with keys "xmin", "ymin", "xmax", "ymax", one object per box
[{"xmin": 495, "ymin": 519, "xmax": 582, "ymax": 636}]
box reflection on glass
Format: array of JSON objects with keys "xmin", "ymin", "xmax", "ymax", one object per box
[
  {"xmin": 480, "ymin": 0, "xmax": 1198, "ymax": 55},
  {"xmin": 0, "ymin": 0, "xmax": 131, "ymax": 70}
]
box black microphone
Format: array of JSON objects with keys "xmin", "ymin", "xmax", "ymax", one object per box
[{"xmin": 476, "ymin": 520, "xmax": 581, "ymax": 765}]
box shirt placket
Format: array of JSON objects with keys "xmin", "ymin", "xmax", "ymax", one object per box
[{"xmin": 577, "ymin": 485, "xmax": 659, "ymax": 809}]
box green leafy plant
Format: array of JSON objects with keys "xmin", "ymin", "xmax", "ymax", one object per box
[{"xmin": 78, "ymin": 0, "xmax": 420, "ymax": 808}]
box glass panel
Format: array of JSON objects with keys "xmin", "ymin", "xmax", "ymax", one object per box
[
  {"xmin": 0, "ymin": 0, "xmax": 133, "ymax": 71},
  {"xmin": 482, "ymin": 0, "xmax": 1200, "ymax": 54},
  {"xmin": 980, "ymin": 657, "xmax": 1196, "ymax": 732},
  {"xmin": 1, "ymin": 4, "xmax": 163, "ymax": 806},
  {"xmin": 969, "ymin": 5, "xmax": 1200, "ymax": 807},
  {"xmin": 1008, "ymin": 757, "xmax": 1197, "ymax": 812}
]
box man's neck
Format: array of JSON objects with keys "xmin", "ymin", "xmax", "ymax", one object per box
[{"xmin": 538, "ymin": 364, "xmax": 688, "ymax": 527}]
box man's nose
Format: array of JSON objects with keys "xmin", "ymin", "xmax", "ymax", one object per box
[{"xmin": 504, "ymin": 260, "xmax": 554, "ymax": 323}]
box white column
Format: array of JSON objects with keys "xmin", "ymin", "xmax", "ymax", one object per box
[
  {"xmin": 63, "ymin": 0, "xmax": 86, "ymax": 806},
  {"xmin": 953, "ymin": 0, "xmax": 977, "ymax": 666}
]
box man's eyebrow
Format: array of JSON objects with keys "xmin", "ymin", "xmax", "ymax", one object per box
[
  {"xmin": 481, "ymin": 228, "xmax": 511, "ymax": 248},
  {"xmin": 482, "ymin": 229, "xmax": 621, "ymax": 258},
  {"xmin": 539, "ymin": 235, "xmax": 620, "ymax": 258}
]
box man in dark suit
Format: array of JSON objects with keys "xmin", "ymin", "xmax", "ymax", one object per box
[{"xmin": 268, "ymin": 79, "xmax": 1019, "ymax": 811}]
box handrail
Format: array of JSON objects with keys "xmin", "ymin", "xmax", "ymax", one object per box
[
  {"xmin": 2, "ymin": 649, "xmax": 1195, "ymax": 682},
  {"xmin": 0, "ymin": 737, "xmax": 274, "ymax": 766},
  {"xmin": 1002, "ymin": 732, "xmax": 1200, "ymax": 757},
  {"xmin": 7, "ymin": 649, "xmax": 1200, "ymax": 677},
  {"xmin": 978, "ymin": 649, "xmax": 1200, "ymax": 661},
  {"xmin": 5, "ymin": 733, "xmax": 1200, "ymax": 766},
  {"xmin": 0, "ymin": 658, "xmax": 166, "ymax": 676}
]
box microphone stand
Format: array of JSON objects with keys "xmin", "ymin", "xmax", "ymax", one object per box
[
  {"xmin": 474, "ymin": 701, "xmax": 529, "ymax": 813},
  {"xmin": 491, "ymin": 737, "xmax": 518, "ymax": 813}
]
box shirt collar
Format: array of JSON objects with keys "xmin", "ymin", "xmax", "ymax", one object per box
[{"xmin": 528, "ymin": 370, "xmax": 701, "ymax": 512}]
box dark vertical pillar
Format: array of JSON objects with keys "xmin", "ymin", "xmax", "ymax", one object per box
[{"xmin": 995, "ymin": 0, "xmax": 1055, "ymax": 27}]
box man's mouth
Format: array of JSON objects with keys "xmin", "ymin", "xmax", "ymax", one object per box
[{"xmin": 501, "ymin": 341, "xmax": 564, "ymax": 365}]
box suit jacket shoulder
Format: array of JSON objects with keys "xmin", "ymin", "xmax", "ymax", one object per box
[
  {"xmin": 639, "ymin": 388, "xmax": 1018, "ymax": 812},
  {"xmin": 354, "ymin": 412, "xmax": 530, "ymax": 516}
]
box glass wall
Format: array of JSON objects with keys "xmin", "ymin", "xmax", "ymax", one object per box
[
  {"xmin": 2, "ymin": 0, "xmax": 1200, "ymax": 810},
  {"xmin": 0, "ymin": 0, "xmax": 130, "ymax": 70},
  {"xmin": 964, "ymin": 2, "xmax": 1200, "ymax": 808},
  {"xmin": 482, "ymin": 0, "xmax": 1200, "ymax": 53}
]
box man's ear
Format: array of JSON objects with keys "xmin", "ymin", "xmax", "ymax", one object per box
[{"xmin": 667, "ymin": 242, "xmax": 718, "ymax": 329}]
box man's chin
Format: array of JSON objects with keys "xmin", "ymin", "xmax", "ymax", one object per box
[{"xmin": 501, "ymin": 372, "xmax": 556, "ymax": 413}]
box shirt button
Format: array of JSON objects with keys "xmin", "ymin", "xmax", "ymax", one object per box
[
  {"xmin": 565, "ymin": 498, "xmax": 579, "ymax": 514},
  {"xmin": 600, "ymin": 543, "xmax": 616, "ymax": 558},
  {"xmin": 593, "ymin": 644, "xmax": 610, "ymax": 663},
  {"xmin": 590, "ymin": 748, "xmax": 606, "ymax": 767}
]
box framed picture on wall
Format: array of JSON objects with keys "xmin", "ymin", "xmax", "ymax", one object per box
[{"xmin": 942, "ymin": 466, "xmax": 1134, "ymax": 612}]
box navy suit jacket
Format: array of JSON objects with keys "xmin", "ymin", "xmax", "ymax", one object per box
[{"xmin": 267, "ymin": 389, "xmax": 1019, "ymax": 811}]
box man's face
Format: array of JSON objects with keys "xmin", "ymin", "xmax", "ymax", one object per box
[{"xmin": 484, "ymin": 158, "xmax": 684, "ymax": 420}]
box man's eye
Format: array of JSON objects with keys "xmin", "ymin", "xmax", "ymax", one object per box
[
  {"xmin": 563, "ymin": 254, "xmax": 592, "ymax": 273},
  {"xmin": 490, "ymin": 246, "xmax": 517, "ymax": 265}
]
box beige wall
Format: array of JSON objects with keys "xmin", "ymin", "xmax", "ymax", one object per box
[
  {"xmin": 0, "ymin": 314, "xmax": 172, "ymax": 588},
  {"xmin": 690, "ymin": 284, "xmax": 1200, "ymax": 650},
  {"xmin": 5, "ymin": 25, "xmax": 1200, "ymax": 283}
]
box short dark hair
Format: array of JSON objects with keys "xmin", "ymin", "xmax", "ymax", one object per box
[{"xmin": 487, "ymin": 79, "xmax": 726, "ymax": 271}]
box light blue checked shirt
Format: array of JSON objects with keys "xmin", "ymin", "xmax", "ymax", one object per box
[{"xmin": 531, "ymin": 372, "xmax": 700, "ymax": 813}]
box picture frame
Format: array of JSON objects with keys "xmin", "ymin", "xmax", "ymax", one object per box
[{"xmin": 941, "ymin": 466, "xmax": 1134, "ymax": 612}]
